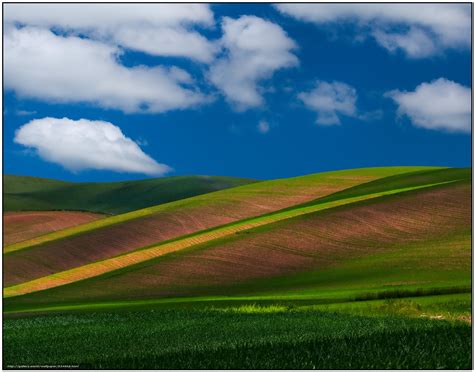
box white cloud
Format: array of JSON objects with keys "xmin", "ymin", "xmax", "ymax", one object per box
[
  {"xmin": 113, "ymin": 26, "xmax": 217, "ymax": 63},
  {"xmin": 372, "ymin": 28, "xmax": 437, "ymax": 59},
  {"xmin": 4, "ymin": 3, "xmax": 216, "ymax": 62},
  {"xmin": 298, "ymin": 81, "xmax": 357, "ymax": 125},
  {"xmin": 14, "ymin": 117, "xmax": 171, "ymax": 176},
  {"xmin": 4, "ymin": 3, "xmax": 214, "ymax": 27},
  {"xmin": 209, "ymin": 16, "xmax": 298, "ymax": 110},
  {"xmin": 257, "ymin": 120, "xmax": 270, "ymax": 134},
  {"xmin": 4, "ymin": 27, "xmax": 208, "ymax": 113},
  {"xmin": 386, "ymin": 78, "xmax": 471, "ymax": 133},
  {"xmin": 275, "ymin": 4, "xmax": 470, "ymax": 58}
]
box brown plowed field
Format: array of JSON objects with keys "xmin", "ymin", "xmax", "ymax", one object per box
[
  {"xmin": 4, "ymin": 211, "xmax": 104, "ymax": 246},
  {"xmin": 14, "ymin": 181, "xmax": 469, "ymax": 305},
  {"xmin": 3, "ymin": 172, "xmax": 378, "ymax": 286}
]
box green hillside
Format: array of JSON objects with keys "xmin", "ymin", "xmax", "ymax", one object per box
[
  {"xmin": 4, "ymin": 174, "xmax": 257, "ymax": 214},
  {"xmin": 4, "ymin": 167, "xmax": 439, "ymax": 288},
  {"xmin": 4, "ymin": 175, "xmax": 68, "ymax": 193},
  {"xmin": 4, "ymin": 167, "xmax": 470, "ymax": 309}
]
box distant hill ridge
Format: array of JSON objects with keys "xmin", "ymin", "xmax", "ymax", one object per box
[{"xmin": 4, "ymin": 174, "xmax": 258, "ymax": 214}]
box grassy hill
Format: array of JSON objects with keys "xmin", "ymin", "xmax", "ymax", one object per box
[
  {"xmin": 4, "ymin": 166, "xmax": 470, "ymax": 306},
  {"xmin": 4, "ymin": 174, "xmax": 257, "ymax": 215},
  {"xmin": 4, "ymin": 175, "xmax": 68, "ymax": 193},
  {"xmin": 3, "ymin": 166, "xmax": 438, "ymax": 288}
]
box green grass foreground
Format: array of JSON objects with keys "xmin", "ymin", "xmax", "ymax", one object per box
[{"xmin": 4, "ymin": 296, "xmax": 471, "ymax": 369}]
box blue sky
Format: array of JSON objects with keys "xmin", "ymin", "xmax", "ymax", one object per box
[{"xmin": 4, "ymin": 3, "xmax": 472, "ymax": 182}]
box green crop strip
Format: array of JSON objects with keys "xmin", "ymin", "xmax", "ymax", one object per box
[{"xmin": 4, "ymin": 285, "xmax": 470, "ymax": 315}]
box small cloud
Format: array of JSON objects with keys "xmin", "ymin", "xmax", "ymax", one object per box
[
  {"xmin": 257, "ymin": 120, "xmax": 270, "ymax": 134},
  {"xmin": 386, "ymin": 78, "xmax": 471, "ymax": 133},
  {"xmin": 358, "ymin": 109, "xmax": 383, "ymax": 122},
  {"xmin": 298, "ymin": 80, "xmax": 357, "ymax": 125},
  {"xmin": 136, "ymin": 138, "xmax": 149, "ymax": 147},
  {"xmin": 16, "ymin": 109, "xmax": 37, "ymax": 116},
  {"xmin": 14, "ymin": 117, "xmax": 172, "ymax": 176},
  {"xmin": 372, "ymin": 27, "xmax": 437, "ymax": 59}
]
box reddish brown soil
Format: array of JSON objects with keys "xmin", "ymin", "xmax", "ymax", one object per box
[
  {"xmin": 4, "ymin": 176, "xmax": 373, "ymax": 287},
  {"xmin": 4, "ymin": 211, "xmax": 104, "ymax": 246},
  {"xmin": 20, "ymin": 181, "xmax": 469, "ymax": 304},
  {"xmin": 116, "ymin": 183, "xmax": 470, "ymax": 297}
]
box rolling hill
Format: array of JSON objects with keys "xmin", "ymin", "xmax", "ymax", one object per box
[
  {"xmin": 3, "ymin": 166, "xmax": 437, "ymax": 288},
  {"xmin": 4, "ymin": 166, "xmax": 470, "ymax": 314},
  {"xmin": 4, "ymin": 174, "xmax": 257, "ymax": 214},
  {"xmin": 4, "ymin": 166, "xmax": 471, "ymax": 370},
  {"xmin": 4, "ymin": 174, "xmax": 256, "ymax": 245}
]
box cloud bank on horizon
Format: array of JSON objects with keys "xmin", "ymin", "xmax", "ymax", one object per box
[{"xmin": 3, "ymin": 3, "xmax": 471, "ymax": 177}]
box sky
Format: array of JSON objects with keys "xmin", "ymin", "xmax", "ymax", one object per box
[{"xmin": 3, "ymin": 3, "xmax": 472, "ymax": 182}]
